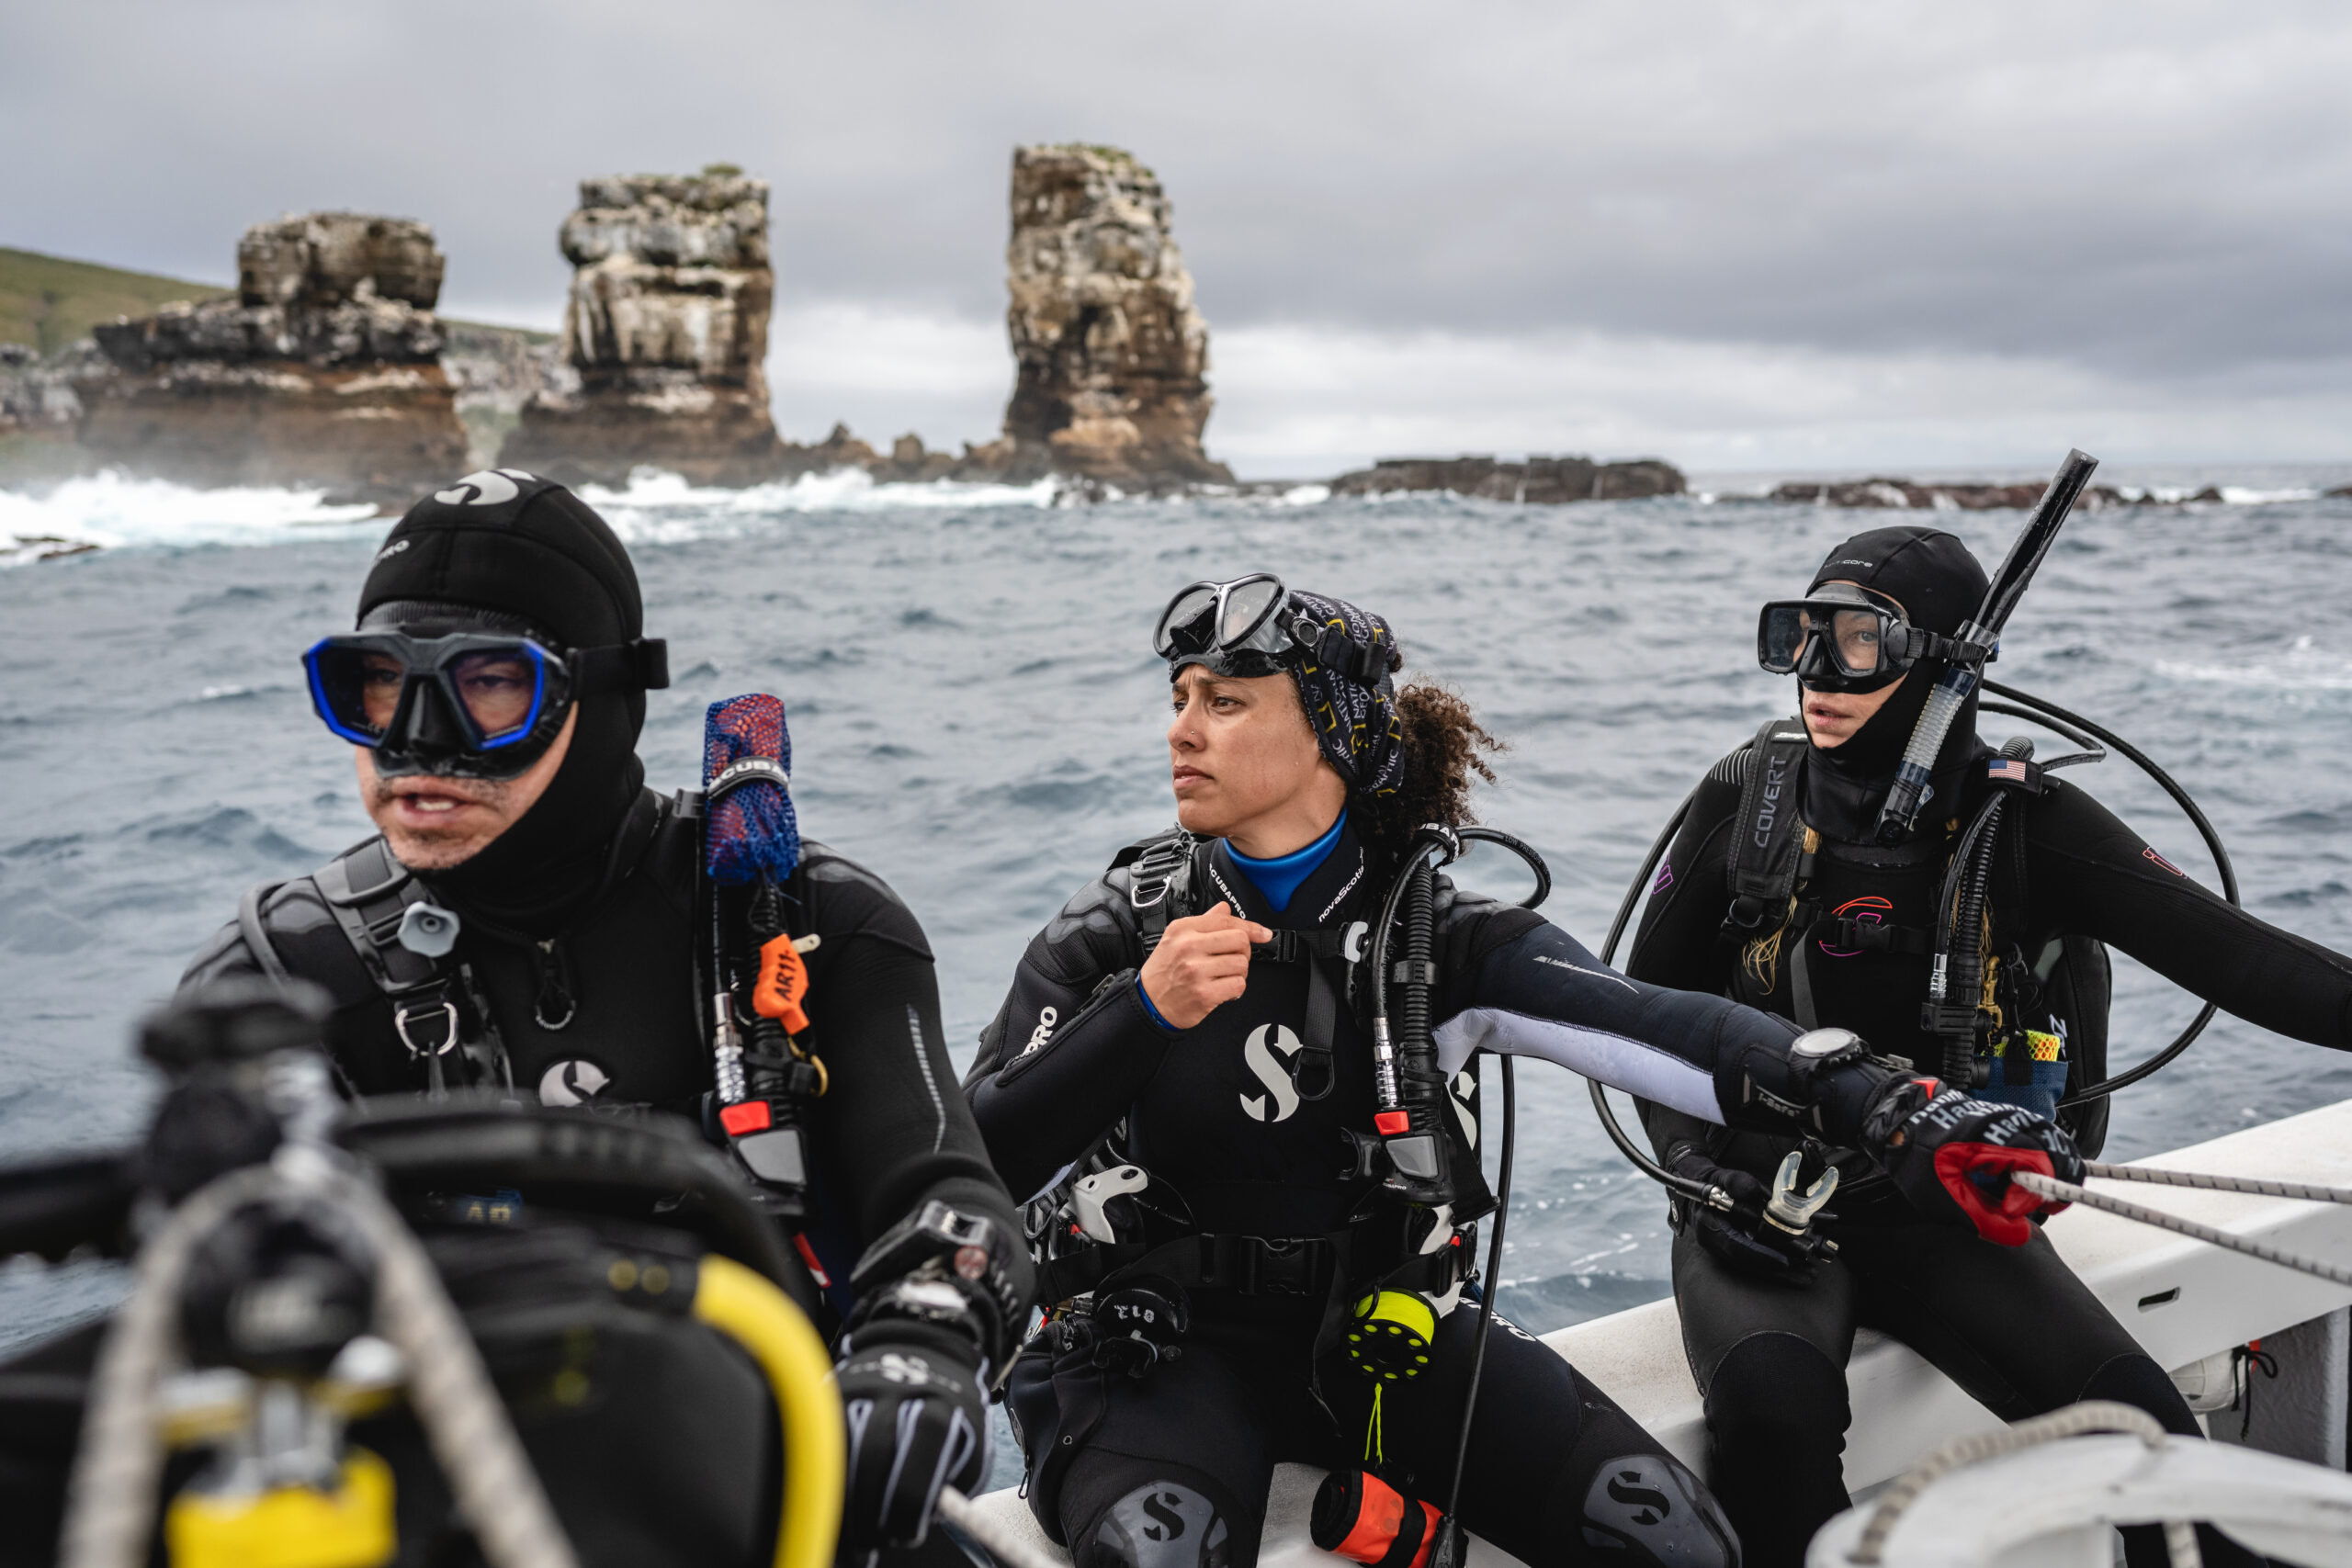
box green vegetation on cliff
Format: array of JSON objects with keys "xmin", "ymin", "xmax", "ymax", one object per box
[
  {"xmin": 0, "ymin": 244, "xmax": 553, "ymax": 357},
  {"xmin": 0, "ymin": 246, "xmax": 232, "ymax": 355}
]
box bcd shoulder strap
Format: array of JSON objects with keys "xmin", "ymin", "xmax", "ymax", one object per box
[
  {"xmin": 311, "ymin": 837, "xmax": 506, "ymax": 1089},
  {"xmin": 1118, "ymin": 826, "xmax": 1202, "ymax": 959},
  {"xmin": 1722, "ymin": 716, "xmax": 1814, "ymax": 941}
]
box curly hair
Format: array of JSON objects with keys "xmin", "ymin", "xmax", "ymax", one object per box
[{"xmin": 1355, "ymin": 680, "xmax": 1503, "ymax": 855}]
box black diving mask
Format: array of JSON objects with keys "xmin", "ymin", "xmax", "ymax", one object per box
[
  {"xmin": 1757, "ymin": 584, "xmax": 1963, "ymax": 694},
  {"xmin": 303, "ymin": 629, "xmax": 667, "ymax": 779},
  {"xmin": 1154, "ymin": 574, "xmax": 1389, "ymax": 685}
]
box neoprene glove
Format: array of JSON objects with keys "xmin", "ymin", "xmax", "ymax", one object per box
[
  {"xmin": 836, "ymin": 1323, "xmax": 989, "ymax": 1551},
  {"xmin": 1665, "ymin": 1145, "xmax": 1826, "ymax": 1284},
  {"xmin": 1863, "ymin": 1077, "xmax": 2084, "ymax": 1245}
]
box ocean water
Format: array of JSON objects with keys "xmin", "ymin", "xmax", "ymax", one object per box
[{"xmin": 5, "ymin": 468, "xmax": 2352, "ymax": 1360}]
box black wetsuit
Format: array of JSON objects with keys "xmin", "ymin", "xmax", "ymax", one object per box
[
  {"xmin": 966, "ymin": 818, "xmax": 1890, "ymax": 1568},
  {"xmin": 1627, "ymin": 735, "xmax": 2352, "ymax": 1568},
  {"xmin": 158, "ymin": 800, "xmax": 1018, "ymax": 1568}
]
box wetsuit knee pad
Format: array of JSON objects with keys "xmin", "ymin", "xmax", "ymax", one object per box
[
  {"xmin": 1072, "ymin": 1478, "xmax": 1238, "ymax": 1568},
  {"xmin": 1705, "ymin": 1331, "xmax": 1852, "ymax": 1455},
  {"xmin": 2077, "ymin": 1353, "xmax": 2200, "ymax": 1437},
  {"xmin": 1545, "ymin": 1395, "xmax": 1739, "ymax": 1568}
]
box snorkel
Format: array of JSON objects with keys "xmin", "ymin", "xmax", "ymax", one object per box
[{"xmin": 1871, "ymin": 449, "xmax": 2099, "ymax": 842}]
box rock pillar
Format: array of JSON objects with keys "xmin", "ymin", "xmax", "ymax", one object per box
[
  {"xmin": 500, "ymin": 173, "xmax": 785, "ymax": 487},
  {"xmin": 74, "ymin": 213, "xmax": 469, "ymax": 499},
  {"xmin": 980, "ymin": 145, "xmax": 1231, "ymax": 488}
]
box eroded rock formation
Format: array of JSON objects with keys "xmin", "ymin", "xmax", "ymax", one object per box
[
  {"xmin": 974, "ymin": 144, "xmax": 1230, "ymax": 488},
  {"xmin": 73, "ymin": 214, "xmax": 468, "ymax": 498},
  {"xmin": 500, "ymin": 173, "xmax": 784, "ymax": 487},
  {"xmin": 1329, "ymin": 454, "xmax": 1686, "ymax": 503},
  {"xmin": 1766, "ymin": 477, "xmax": 2139, "ymax": 510}
]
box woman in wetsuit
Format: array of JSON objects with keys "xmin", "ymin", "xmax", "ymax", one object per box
[
  {"xmin": 1624, "ymin": 524, "xmax": 2352, "ymax": 1568},
  {"xmin": 963, "ymin": 576, "xmax": 2083, "ymax": 1568}
]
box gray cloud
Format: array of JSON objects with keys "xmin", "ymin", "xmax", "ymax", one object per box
[{"xmin": 4, "ymin": 0, "xmax": 2347, "ymax": 467}]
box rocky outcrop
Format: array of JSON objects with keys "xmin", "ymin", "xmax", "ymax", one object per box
[
  {"xmin": 1767, "ymin": 478, "xmax": 2143, "ymax": 510},
  {"xmin": 73, "ymin": 213, "xmax": 468, "ymax": 498},
  {"xmin": 499, "ymin": 173, "xmax": 785, "ymax": 487},
  {"xmin": 440, "ymin": 321, "xmax": 566, "ymax": 468},
  {"xmin": 969, "ymin": 145, "xmax": 1230, "ymax": 489},
  {"xmin": 0, "ymin": 341, "xmax": 87, "ymax": 434},
  {"xmin": 1329, "ymin": 454, "xmax": 1686, "ymax": 503}
]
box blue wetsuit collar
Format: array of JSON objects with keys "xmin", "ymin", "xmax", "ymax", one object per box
[{"xmin": 1226, "ymin": 811, "xmax": 1346, "ymax": 914}]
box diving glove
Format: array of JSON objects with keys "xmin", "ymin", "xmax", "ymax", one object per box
[
  {"xmin": 1668, "ymin": 1145, "xmax": 1836, "ymax": 1285},
  {"xmin": 1862, "ymin": 1077, "xmax": 2083, "ymax": 1245},
  {"xmin": 837, "ymin": 1322, "xmax": 989, "ymax": 1551}
]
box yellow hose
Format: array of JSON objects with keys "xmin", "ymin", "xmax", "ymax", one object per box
[{"xmin": 692, "ymin": 1255, "xmax": 845, "ymax": 1568}]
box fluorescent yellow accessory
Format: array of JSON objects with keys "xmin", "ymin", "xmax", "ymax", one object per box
[
  {"xmin": 693, "ymin": 1253, "xmax": 847, "ymax": 1568},
  {"xmin": 1345, "ymin": 1289, "xmax": 1436, "ymax": 1382},
  {"xmin": 164, "ymin": 1447, "xmax": 395, "ymax": 1568}
]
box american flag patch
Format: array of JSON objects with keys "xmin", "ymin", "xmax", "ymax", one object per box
[{"xmin": 1987, "ymin": 759, "xmax": 2030, "ymax": 784}]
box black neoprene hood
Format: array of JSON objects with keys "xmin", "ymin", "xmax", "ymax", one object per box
[
  {"xmin": 1808, "ymin": 525, "xmax": 1988, "ymax": 638},
  {"xmin": 359, "ymin": 468, "xmax": 643, "ymax": 649}
]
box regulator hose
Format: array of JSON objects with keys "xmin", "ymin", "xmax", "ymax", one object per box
[
  {"xmin": 1980, "ymin": 680, "xmax": 2241, "ymax": 1107},
  {"xmin": 691, "ymin": 1255, "xmax": 847, "ymax": 1568}
]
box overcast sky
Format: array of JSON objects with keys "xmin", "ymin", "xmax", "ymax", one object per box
[{"xmin": 6, "ymin": 1, "xmax": 2348, "ymax": 477}]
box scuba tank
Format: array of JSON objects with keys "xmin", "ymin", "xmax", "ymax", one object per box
[{"xmin": 0, "ymin": 980, "xmax": 846, "ymax": 1568}]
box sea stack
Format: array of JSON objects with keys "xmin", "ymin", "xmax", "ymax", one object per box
[
  {"xmin": 74, "ymin": 213, "xmax": 468, "ymax": 498},
  {"xmin": 500, "ymin": 171, "xmax": 785, "ymax": 488},
  {"xmin": 974, "ymin": 144, "xmax": 1231, "ymax": 489}
]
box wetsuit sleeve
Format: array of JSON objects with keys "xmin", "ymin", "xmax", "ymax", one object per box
[
  {"xmin": 800, "ymin": 857, "xmax": 1022, "ymax": 1251},
  {"xmin": 2027, "ymin": 781, "xmax": 2352, "ymax": 1049},
  {"xmin": 811, "ymin": 930, "xmax": 1020, "ymax": 1247},
  {"xmin": 1623, "ymin": 765, "xmax": 1747, "ymax": 996},
  {"xmin": 963, "ymin": 874, "xmax": 1172, "ymax": 1201},
  {"xmin": 1438, "ymin": 919, "xmax": 1804, "ymax": 1125}
]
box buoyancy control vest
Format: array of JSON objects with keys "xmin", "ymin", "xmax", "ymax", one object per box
[
  {"xmin": 1717, "ymin": 717, "xmax": 2111, "ymax": 1157},
  {"xmin": 1013, "ymin": 826, "xmax": 1488, "ymax": 1315},
  {"xmin": 216, "ymin": 787, "xmax": 861, "ymax": 1300}
]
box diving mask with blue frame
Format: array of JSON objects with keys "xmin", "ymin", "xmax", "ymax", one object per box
[
  {"xmin": 1757, "ymin": 582, "xmax": 1968, "ymax": 694},
  {"xmin": 303, "ymin": 607, "xmax": 667, "ymax": 781}
]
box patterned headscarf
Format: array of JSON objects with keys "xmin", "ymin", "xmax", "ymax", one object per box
[{"xmin": 1285, "ymin": 588, "xmax": 1406, "ymax": 799}]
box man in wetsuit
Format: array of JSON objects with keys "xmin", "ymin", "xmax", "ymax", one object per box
[
  {"xmin": 965, "ymin": 575, "xmax": 2085, "ymax": 1568},
  {"xmin": 1625, "ymin": 523, "xmax": 2352, "ymax": 1568},
  {"xmin": 180, "ymin": 469, "xmax": 1031, "ymax": 1563}
]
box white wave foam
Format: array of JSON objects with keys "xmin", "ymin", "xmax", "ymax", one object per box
[
  {"xmin": 2155, "ymin": 637, "xmax": 2352, "ymax": 693},
  {"xmin": 0, "ymin": 471, "xmax": 380, "ymax": 566},
  {"xmin": 574, "ymin": 465, "xmax": 1062, "ymax": 539}
]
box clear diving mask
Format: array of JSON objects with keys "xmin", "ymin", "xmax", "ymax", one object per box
[
  {"xmin": 1153, "ymin": 573, "xmax": 1388, "ymax": 685},
  {"xmin": 1757, "ymin": 583, "xmax": 1964, "ymax": 694}
]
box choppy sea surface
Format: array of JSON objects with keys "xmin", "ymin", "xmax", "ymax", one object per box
[{"xmin": 5, "ymin": 465, "xmax": 2352, "ymax": 1362}]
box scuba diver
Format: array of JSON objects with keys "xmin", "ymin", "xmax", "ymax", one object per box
[
  {"xmin": 963, "ymin": 575, "xmax": 2085, "ymax": 1568},
  {"xmin": 162, "ymin": 469, "xmax": 1033, "ymax": 1564},
  {"xmin": 1622, "ymin": 523, "xmax": 2352, "ymax": 1568}
]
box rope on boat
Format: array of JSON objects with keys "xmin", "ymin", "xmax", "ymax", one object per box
[
  {"xmin": 2014, "ymin": 1171, "xmax": 2352, "ymax": 1289},
  {"xmin": 936, "ymin": 1486, "xmax": 1067, "ymax": 1568},
  {"xmin": 1848, "ymin": 1400, "xmax": 2196, "ymax": 1568},
  {"xmin": 2083, "ymin": 1161, "xmax": 2352, "ymax": 1206}
]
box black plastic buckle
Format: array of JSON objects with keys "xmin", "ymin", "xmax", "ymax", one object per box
[
  {"xmin": 1235, "ymin": 1236, "xmax": 1321, "ymax": 1297},
  {"xmin": 1251, "ymin": 930, "xmax": 1302, "ymax": 964}
]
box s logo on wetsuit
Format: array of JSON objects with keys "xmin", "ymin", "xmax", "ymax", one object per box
[{"xmin": 1239, "ymin": 1024, "xmax": 1305, "ymax": 1123}]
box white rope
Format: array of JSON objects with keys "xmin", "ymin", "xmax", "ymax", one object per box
[
  {"xmin": 60, "ymin": 1156, "xmax": 580, "ymax": 1568},
  {"xmin": 1848, "ymin": 1401, "xmax": 2196, "ymax": 1568},
  {"xmin": 2017, "ymin": 1171, "xmax": 2352, "ymax": 1289},
  {"xmin": 2083, "ymin": 1161, "xmax": 2352, "ymax": 1206},
  {"xmin": 936, "ymin": 1485, "xmax": 1068, "ymax": 1568}
]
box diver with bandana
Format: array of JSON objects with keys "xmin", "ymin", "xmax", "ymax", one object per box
[
  {"xmin": 168, "ymin": 471, "xmax": 1032, "ymax": 1565},
  {"xmin": 1624, "ymin": 524, "xmax": 2352, "ymax": 1568},
  {"xmin": 965, "ymin": 576, "xmax": 2088, "ymax": 1568}
]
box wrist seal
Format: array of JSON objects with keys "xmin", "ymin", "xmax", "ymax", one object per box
[{"xmin": 843, "ymin": 1201, "xmax": 1023, "ymax": 1366}]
